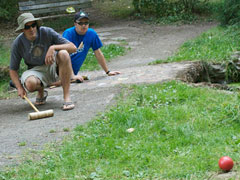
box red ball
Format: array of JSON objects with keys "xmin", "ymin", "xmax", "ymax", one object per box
[{"xmin": 218, "ymin": 156, "xmax": 234, "ymax": 171}]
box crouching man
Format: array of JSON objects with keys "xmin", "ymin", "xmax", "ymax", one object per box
[{"xmin": 9, "ymin": 13, "xmax": 77, "ymax": 110}]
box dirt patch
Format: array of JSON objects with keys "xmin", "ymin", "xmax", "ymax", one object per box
[
  {"xmin": 0, "ymin": 21, "xmax": 17, "ymax": 40},
  {"xmin": 176, "ymin": 58, "xmax": 240, "ymax": 91}
]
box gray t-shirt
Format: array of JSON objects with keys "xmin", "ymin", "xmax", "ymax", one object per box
[{"xmin": 10, "ymin": 26, "xmax": 70, "ymax": 70}]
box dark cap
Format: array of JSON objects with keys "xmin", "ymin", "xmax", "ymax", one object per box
[{"xmin": 74, "ymin": 11, "xmax": 89, "ymax": 22}]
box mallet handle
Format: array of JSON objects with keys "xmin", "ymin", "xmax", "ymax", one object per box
[{"xmin": 24, "ymin": 96, "xmax": 39, "ymax": 112}]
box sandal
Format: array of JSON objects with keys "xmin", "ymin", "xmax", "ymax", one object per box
[
  {"xmin": 35, "ymin": 90, "xmax": 48, "ymax": 105},
  {"xmin": 62, "ymin": 101, "xmax": 75, "ymax": 111}
]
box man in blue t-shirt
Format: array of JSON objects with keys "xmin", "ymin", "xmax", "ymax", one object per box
[{"xmin": 62, "ymin": 11, "xmax": 120, "ymax": 82}]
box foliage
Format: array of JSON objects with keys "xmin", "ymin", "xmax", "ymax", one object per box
[
  {"xmin": 1, "ymin": 81, "xmax": 240, "ymax": 179},
  {"xmin": 219, "ymin": 0, "xmax": 240, "ymax": 26},
  {"xmin": 0, "ymin": 0, "xmax": 18, "ymax": 21},
  {"xmin": 0, "ymin": 46, "xmax": 9, "ymax": 79},
  {"xmin": 93, "ymin": 0, "xmax": 134, "ymax": 18},
  {"xmin": 0, "ymin": 44, "xmax": 27, "ymax": 80},
  {"xmin": 226, "ymin": 60, "xmax": 240, "ymax": 83},
  {"xmin": 43, "ymin": 16, "xmax": 74, "ymax": 32},
  {"xmin": 132, "ymin": 0, "xmax": 210, "ymax": 22}
]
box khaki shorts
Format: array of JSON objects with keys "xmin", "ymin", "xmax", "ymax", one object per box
[{"xmin": 21, "ymin": 62, "xmax": 59, "ymax": 89}]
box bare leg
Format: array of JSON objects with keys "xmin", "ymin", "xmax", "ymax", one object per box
[
  {"xmin": 50, "ymin": 71, "xmax": 84, "ymax": 86},
  {"xmin": 56, "ymin": 50, "xmax": 75, "ymax": 110},
  {"xmin": 49, "ymin": 80, "xmax": 61, "ymax": 87},
  {"xmin": 25, "ymin": 75, "xmax": 45, "ymax": 101},
  {"xmin": 25, "ymin": 75, "xmax": 43, "ymax": 91}
]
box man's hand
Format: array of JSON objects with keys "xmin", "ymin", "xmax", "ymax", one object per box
[
  {"xmin": 17, "ymin": 86, "xmax": 27, "ymax": 99},
  {"xmin": 71, "ymin": 75, "xmax": 84, "ymax": 83},
  {"xmin": 107, "ymin": 71, "xmax": 121, "ymax": 76},
  {"xmin": 45, "ymin": 46, "xmax": 56, "ymax": 65}
]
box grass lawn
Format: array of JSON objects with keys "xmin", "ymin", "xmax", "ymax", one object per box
[
  {"xmin": 81, "ymin": 44, "xmax": 126, "ymax": 71},
  {"xmin": 151, "ymin": 26, "xmax": 240, "ymax": 65},
  {"xmin": 1, "ymin": 81, "xmax": 240, "ymax": 179}
]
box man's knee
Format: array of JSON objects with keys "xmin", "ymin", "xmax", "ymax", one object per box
[
  {"xmin": 25, "ymin": 76, "xmax": 40, "ymax": 92},
  {"xmin": 57, "ymin": 50, "xmax": 71, "ymax": 64}
]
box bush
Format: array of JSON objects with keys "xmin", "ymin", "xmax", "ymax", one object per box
[
  {"xmin": 219, "ymin": 0, "xmax": 240, "ymax": 26},
  {"xmin": 133, "ymin": 0, "xmax": 212, "ymax": 22},
  {"xmin": 132, "ymin": 0, "xmax": 209, "ymax": 21},
  {"xmin": 0, "ymin": 0, "xmax": 18, "ymax": 21}
]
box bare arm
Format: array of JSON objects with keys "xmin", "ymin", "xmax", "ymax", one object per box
[
  {"xmin": 45, "ymin": 42, "xmax": 77, "ymax": 65},
  {"xmin": 94, "ymin": 49, "xmax": 121, "ymax": 76},
  {"xmin": 9, "ymin": 69, "xmax": 26, "ymax": 98},
  {"xmin": 94, "ymin": 49, "xmax": 108, "ymax": 73},
  {"xmin": 54, "ymin": 42, "xmax": 77, "ymax": 54}
]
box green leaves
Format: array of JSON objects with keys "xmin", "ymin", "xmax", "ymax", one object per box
[
  {"xmin": 0, "ymin": 0, "xmax": 18, "ymax": 21},
  {"xmin": 132, "ymin": 0, "xmax": 209, "ymax": 23},
  {"xmin": 220, "ymin": 0, "xmax": 240, "ymax": 26}
]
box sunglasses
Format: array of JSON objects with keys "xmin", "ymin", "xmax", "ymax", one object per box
[
  {"xmin": 24, "ymin": 22, "xmax": 37, "ymax": 30},
  {"xmin": 77, "ymin": 21, "xmax": 89, "ymax": 26}
]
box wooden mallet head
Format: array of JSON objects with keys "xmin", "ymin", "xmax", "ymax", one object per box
[
  {"xmin": 28, "ymin": 109, "xmax": 54, "ymax": 120},
  {"xmin": 24, "ymin": 96, "xmax": 54, "ymax": 120}
]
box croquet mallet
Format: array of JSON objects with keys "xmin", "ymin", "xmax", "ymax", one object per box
[{"xmin": 24, "ymin": 95, "xmax": 54, "ymax": 120}]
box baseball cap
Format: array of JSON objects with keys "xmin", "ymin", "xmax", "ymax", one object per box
[
  {"xmin": 15, "ymin": 13, "xmax": 42, "ymax": 33},
  {"xmin": 74, "ymin": 11, "xmax": 89, "ymax": 22}
]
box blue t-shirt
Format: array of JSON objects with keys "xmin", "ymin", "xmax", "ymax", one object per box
[{"xmin": 62, "ymin": 27, "xmax": 103, "ymax": 75}]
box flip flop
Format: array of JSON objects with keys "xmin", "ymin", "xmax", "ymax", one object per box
[
  {"xmin": 62, "ymin": 101, "xmax": 75, "ymax": 111},
  {"xmin": 35, "ymin": 90, "xmax": 48, "ymax": 105}
]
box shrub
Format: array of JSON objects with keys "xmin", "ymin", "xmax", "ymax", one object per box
[
  {"xmin": 0, "ymin": 0, "xmax": 18, "ymax": 21},
  {"xmin": 132, "ymin": 0, "xmax": 209, "ymax": 21},
  {"xmin": 219, "ymin": 0, "xmax": 240, "ymax": 26}
]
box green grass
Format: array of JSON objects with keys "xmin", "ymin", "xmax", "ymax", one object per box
[
  {"xmin": 18, "ymin": 142, "xmax": 26, "ymax": 147},
  {"xmin": 80, "ymin": 44, "xmax": 126, "ymax": 71},
  {"xmin": 0, "ymin": 44, "xmax": 10, "ymax": 66},
  {"xmin": 151, "ymin": 26, "xmax": 240, "ymax": 65},
  {"xmin": 1, "ymin": 81, "xmax": 240, "ymax": 179},
  {"xmin": 0, "ymin": 44, "xmax": 12, "ymax": 98}
]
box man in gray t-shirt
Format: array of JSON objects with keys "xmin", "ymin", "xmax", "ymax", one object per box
[{"xmin": 10, "ymin": 13, "xmax": 77, "ymax": 110}]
